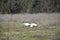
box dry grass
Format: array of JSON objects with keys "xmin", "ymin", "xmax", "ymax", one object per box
[
  {"xmin": 0, "ymin": 13, "xmax": 60, "ymax": 40},
  {"xmin": 0, "ymin": 22, "xmax": 60, "ymax": 40}
]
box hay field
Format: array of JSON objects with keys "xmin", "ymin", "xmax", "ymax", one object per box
[{"xmin": 0, "ymin": 13, "xmax": 60, "ymax": 40}]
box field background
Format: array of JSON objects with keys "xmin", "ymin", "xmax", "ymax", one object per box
[
  {"xmin": 0, "ymin": 13, "xmax": 60, "ymax": 25},
  {"xmin": 0, "ymin": 13, "xmax": 60, "ymax": 40}
]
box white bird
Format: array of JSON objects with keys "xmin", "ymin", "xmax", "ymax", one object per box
[
  {"xmin": 23, "ymin": 23, "xmax": 30, "ymax": 27},
  {"xmin": 30, "ymin": 23, "xmax": 37, "ymax": 27},
  {"xmin": 23, "ymin": 23, "xmax": 37, "ymax": 27}
]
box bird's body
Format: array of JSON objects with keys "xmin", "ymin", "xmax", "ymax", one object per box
[
  {"xmin": 23, "ymin": 23, "xmax": 37, "ymax": 27},
  {"xmin": 23, "ymin": 23, "xmax": 30, "ymax": 27},
  {"xmin": 30, "ymin": 23, "xmax": 37, "ymax": 27}
]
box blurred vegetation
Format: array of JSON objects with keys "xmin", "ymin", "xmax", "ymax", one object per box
[
  {"xmin": 0, "ymin": 0, "xmax": 60, "ymax": 14},
  {"xmin": 0, "ymin": 22, "xmax": 60, "ymax": 40}
]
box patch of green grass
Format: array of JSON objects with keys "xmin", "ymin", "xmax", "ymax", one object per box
[
  {"xmin": 22, "ymin": 37, "xmax": 50, "ymax": 40},
  {"xmin": 0, "ymin": 22, "xmax": 60, "ymax": 40}
]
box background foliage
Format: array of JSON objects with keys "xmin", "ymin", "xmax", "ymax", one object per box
[{"xmin": 0, "ymin": 0, "xmax": 60, "ymax": 14}]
